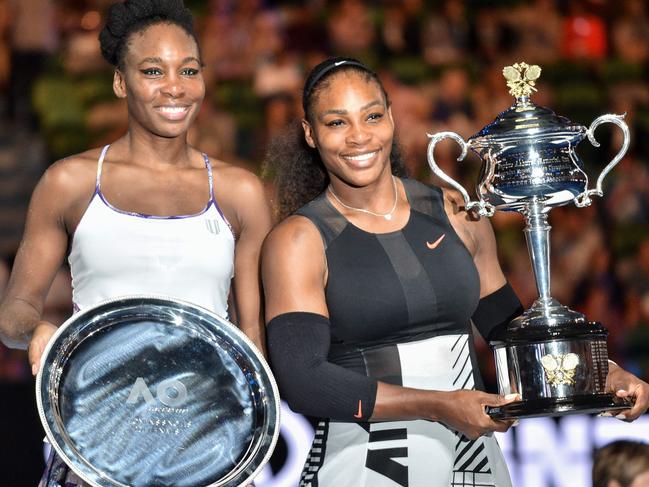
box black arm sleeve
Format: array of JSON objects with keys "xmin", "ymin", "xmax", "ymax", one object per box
[
  {"xmin": 266, "ymin": 312, "xmax": 377, "ymax": 421},
  {"xmin": 472, "ymin": 282, "xmax": 523, "ymax": 342}
]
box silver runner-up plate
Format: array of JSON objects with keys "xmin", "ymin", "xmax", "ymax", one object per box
[{"xmin": 36, "ymin": 295, "xmax": 280, "ymax": 487}]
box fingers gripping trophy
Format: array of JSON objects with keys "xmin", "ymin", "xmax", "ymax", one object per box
[{"xmin": 427, "ymin": 62, "xmax": 631, "ymax": 419}]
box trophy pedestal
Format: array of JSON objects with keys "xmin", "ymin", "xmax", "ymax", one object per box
[
  {"xmin": 487, "ymin": 394, "xmax": 627, "ymax": 420},
  {"xmin": 487, "ymin": 320, "xmax": 631, "ymax": 420}
]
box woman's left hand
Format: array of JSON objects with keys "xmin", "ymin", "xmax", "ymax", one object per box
[{"xmin": 606, "ymin": 361, "xmax": 649, "ymax": 421}]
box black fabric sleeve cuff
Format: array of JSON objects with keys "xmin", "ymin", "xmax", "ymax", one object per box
[
  {"xmin": 267, "ymin": 312, "xmax": 377, "ymax": 421},
  {"xmin": 472, "ymin": 282, "xmax": 523, "ymax": 342}
]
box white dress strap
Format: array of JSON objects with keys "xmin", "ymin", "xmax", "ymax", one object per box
[
  {"xmin": 96, "ymin": 145, "xmax": 110, "ymax": 190},
  {"xmin": 202, "ymin": 153, "xmax": 215, "ymax": 202}
]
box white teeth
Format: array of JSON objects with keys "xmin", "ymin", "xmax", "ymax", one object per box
[
  {"xmin": 343, "ymin": 151, "xmax": 377, "ymax": 161},
  {"xmin": 159, "ymin": 106, "xmax": 187, "ymax": 113}
]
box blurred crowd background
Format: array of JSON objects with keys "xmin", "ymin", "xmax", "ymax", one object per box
[{"xmin": 1, "ymin": 0, "xmax": 649, "ymax": 482}]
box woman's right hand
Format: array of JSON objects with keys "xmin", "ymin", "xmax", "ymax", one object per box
[
  {"xmin": 28, "ymin": 321, "xmax": 57, "ymax": 375},
  {"xmin": 434, "ymin": 389, "xmax": 519, "ymax": 440}
]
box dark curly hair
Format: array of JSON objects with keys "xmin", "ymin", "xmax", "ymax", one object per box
[
  {"xmin": 264, "ymin": 57, "xmax": 408, "ymax": 221},
  {"xmin": 99, "ymin": 0, "xmax": 198, "ymax": 68}
]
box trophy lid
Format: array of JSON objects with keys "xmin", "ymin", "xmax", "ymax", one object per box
[{"xmin": 470, "ymin": 62, "xmax": 586, "ymax": 145}]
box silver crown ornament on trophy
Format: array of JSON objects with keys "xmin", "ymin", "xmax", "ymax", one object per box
[{"xmin": 427, "ymin": 62, "xmax": 632, "ymax": 419}]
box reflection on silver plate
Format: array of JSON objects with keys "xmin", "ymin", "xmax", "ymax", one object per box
[{"xmin": 36, "ymin": 295, "xmax": 280, "ymax": 487}]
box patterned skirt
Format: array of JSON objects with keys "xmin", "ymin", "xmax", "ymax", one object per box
[
  {"xmin": 299, "ymin": 334, "xmax": 513, "ymax": 487},
  {"xmin": 38, "ymin": 447, "xmax": 256, "ymax": 487},
  {"xmin": 38, "ymin": 449, "xmax": 87, "ymax": 487}
]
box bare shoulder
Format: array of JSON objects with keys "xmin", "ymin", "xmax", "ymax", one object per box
[
  {"xmin": 37, "ymin": 149, "xmax": 100, "ymax": 202},
  {"xmin": 262, "ymin": 216, "xmax": 328, "ymax": 318},
  {"xmin": 264, "ymin": 215, "xmax": 322, "ymax": 254},
  {"xmin": 209, "ymin": 159, "xmax": 271, "ymax": 237},
  {"xmin": 22, "ymin": 149, "xmax": 102, "ymax": 233},
  {"xmin": 211, "ymin": 159, "xmax": 265, "ymax": 195},
  {"xmin": 264, "ymin": 215, "xmax": 323, "ymax": 251}
]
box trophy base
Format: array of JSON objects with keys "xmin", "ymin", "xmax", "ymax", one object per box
[{"xmin": 486, "ymin": 393, "xmax": 631, "ymax": 420}]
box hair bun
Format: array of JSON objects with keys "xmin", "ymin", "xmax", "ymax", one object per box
[{"xmin": 99, "ymin": 0, "xmax": 195, "ymax": 67}]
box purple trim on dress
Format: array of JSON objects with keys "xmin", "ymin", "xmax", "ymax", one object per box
[
  {"xmin": 94, "ymin": 150, "xmax": 216, "ymax": 220},
  {"xmin": 96, "ymin": 191, "xmax": 216, "ymax": 220},
  {"xmin": 203, "ymin": 153, "xmax": 237, "ymax": 239},
  {"xmin": 72, "ymin": 148, "xmax": 236, "ymax": 247}
]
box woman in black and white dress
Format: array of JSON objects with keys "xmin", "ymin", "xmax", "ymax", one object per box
[{"xmin": 262, "ymin": 57, "xmax": 649, "ymax": 487}]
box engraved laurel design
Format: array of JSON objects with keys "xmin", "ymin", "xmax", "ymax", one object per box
[
  {"xmin": 502, "ymin": 62, "xmax": 542, "ymax": 98},
  {"xmin": 540, "ymin": 353, "xmax": 579, "ymax": 387}
]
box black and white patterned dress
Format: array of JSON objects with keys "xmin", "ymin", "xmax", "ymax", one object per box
[{"xmin": 294, "ymin": 178, "xmax": 512, "ymax": 487}]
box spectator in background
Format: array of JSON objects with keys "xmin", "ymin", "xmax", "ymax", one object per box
[
  {"xmin": 503, "ymin": 0, "xmax": 562, "ymax": 64},
  {"xmin": 250, "ymin": 9, "xmax": 302, "ymax": 130},
  {"xmin": 0, "ymin": 0, "xmax": 11, "ymax": 115},
  {"xmin": 609, "ymin": 238, "xmax": 649, "ymax": 379},
  {"xmin": 551, "ymin": 205, "xmax": 606, "ymax": 304},
  {"xmin": 472, "ymin": 62, "xmax": 519, "ymax": 128},
  {"xmin": 188, "ymin": 98, "xmax": 240, "ymax": 166},
  {"xmin": 573, "ymin": 249, "xmax": 626, "ymax": 362},
  {"xmin": 7, "ymin": 0, "xmax": 59, "ymax": 129},
  {"xmin": 201, "ymin": 0, "xmax": 263, "ymax": 83},
  {"xmin": 431, "ymin": 67, "xmax": 473, "ymax": 130},
  {"xmin": 627, "ymin": 239, "xmax": 649, "ymax": 308},
  {"xmin": 605, "ymin": 154, "xmax": 649, "ymax": 227},
  {"xmin": 376, "ymin": 68, "xmax": 432, "ymax": 176},
  {"xmin": 593, "ymin": 440, "xmax": 649, "ymax": 487},
  {"xmin": 327, "ymin": 0, "xmax": 376, "ymax": 58},
  {"xmin": 470, "ymin": 7, "xmax": 507, "ymax": 63},
  {"xmin": 560, "ymin": 0, "xmax": 608, "ymax": 61},
  {"xmin": 378, "ymin": 0, "xmax": 424, "ymax": 59},
  {"xmin": 421, "ymin": 0, "xmax": 470, "ymax": 66},
  {"xmin": 262, "ymin": 93, "xmax": 298, "ymax": 143},
  {"xmin": 278, "ymin": 2, "xmax": 329, "ymax": 56},
  {"xmin": 611, "ymin": 0, "xmax": 649, "ymax": 65}
]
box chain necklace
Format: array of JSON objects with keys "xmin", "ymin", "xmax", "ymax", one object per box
[{"xmin": 328, "ymin": 176, "xmax": 398, "ymax": 221}]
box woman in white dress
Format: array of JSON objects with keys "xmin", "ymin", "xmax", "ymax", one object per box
[{"xmin": 0, "ymin": 1, "xmax": 272, "ymax": 485}]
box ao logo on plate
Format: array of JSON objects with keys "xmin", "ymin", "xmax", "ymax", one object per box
[{"xmin": 126, "ymin": 377, "xmax": 187, "ymax": 407}]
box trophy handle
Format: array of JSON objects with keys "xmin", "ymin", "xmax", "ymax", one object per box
[
  {"xmin": 574, "ymin": 113, "xmax": 630, "ymax": 208},
  {"xmin": 426, "ymin": 131, "xmax": 495, "ymax": 217}
]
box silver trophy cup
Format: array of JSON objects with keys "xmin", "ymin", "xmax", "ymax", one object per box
[{"xmin": 427, "ymin": 62, "xmax": 631, "ymax": 419}]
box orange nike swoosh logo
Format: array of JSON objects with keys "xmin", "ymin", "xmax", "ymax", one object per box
[
  {"xmin": 354, "ymin": 400, "xmax": 363, "ymax": 419},
  {"xmin": 426, "ymin": 233, "xmax": 446, "ymax": 250}
]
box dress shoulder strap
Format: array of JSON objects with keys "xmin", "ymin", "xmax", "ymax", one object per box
[
  {"xmin": 295, "ymin": 193, "xmax": 348, "ymax": 250},
  {"xmin": 402, "ymin": 177, "xmax": 447, "ymax": 221},
  {"xmin": 202, "ymin": 153, "xmax": 215, "ymax": 202},
  {"xmin": 96, "ymin": 145, "xmax": 110, "ymax": 190}
]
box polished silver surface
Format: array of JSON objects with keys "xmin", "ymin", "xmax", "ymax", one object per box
[
  {"xmin": 36, "ymin": 295, "xmax": 280, "ymax": 487},
  {"xmin": 494, "ymin": 337, "xmax": 609, "ymax": 400},
  {"xmin": 426, "ymin": 62, "xmax": 629, "ymax": 328},
  {"xmin": 427, "ymin": 63, "xmax": 630, "ymax": 417},
  {"xmin": 426, "ymin": 77, "xmax": 629, "ymax": 216},
  {"xmin": 516, "ymin": 200, "xmax": 588, "ymax": 327}
]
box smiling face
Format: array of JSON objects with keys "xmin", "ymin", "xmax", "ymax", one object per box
[
  {"xmin": 302, "ymin": 71, "xmax": 394, "ymax": 188},
  {"xmin": 113, "ymin": 22, "xmax": 205, "ymax": 139}
]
